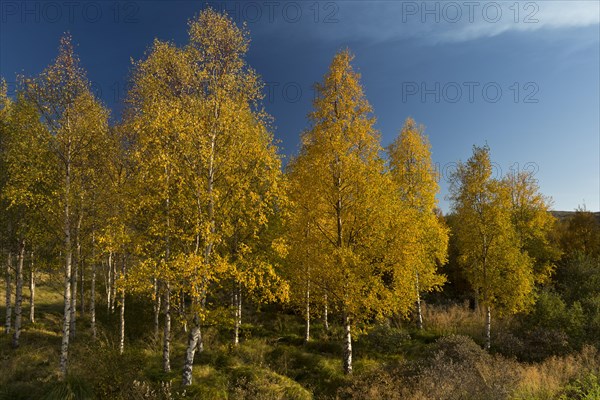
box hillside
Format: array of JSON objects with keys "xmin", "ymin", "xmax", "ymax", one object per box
[{"xmin": 551, "ymin": 210, "xmax": 600, "ymax": 222}]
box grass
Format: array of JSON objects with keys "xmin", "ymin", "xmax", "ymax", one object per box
[
  {"xmin": 513, "ymin": 346, "xmax": 600, "ymax": 400},
  {"xmin": 1, "ymin": 278, "xmax": 600, "ymax": 399}
]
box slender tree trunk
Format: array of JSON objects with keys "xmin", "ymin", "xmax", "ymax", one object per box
[
  {"xmin": 119, "ymin": 255, "xmax": 126, "ymax": 355},
  {"xmin": 335, "ymin": 158, "xmax": 350, "ymax": 374},
  {"xmin": 196, "ymin": 259, "xmax": 206, "ymax": 353},
  {"xmin": 304, "ymin": 279, "xmax": 310, "ymax": 343},
  {"xmin": 483, "ymin": 249, "xmax": 490, "ymax": 350},
  {"xmin": 485, "ymin": 304, "xmax": 491, "ymax": 350},
  {"xmin": 106, "ymin": 252, "xmax": 112, "ymax": 312},
  {"xmin": 197, "ymin": 325, "xmax": 203, "ymax": 353},
  {"xmin": 323, "ymin": 294, "xmax": 328, "ymax": 332},
  {"xmin": 237, "ymin": 285, "xmax": 242, "ymax": 342},
  {"xmin": 153, "ymin": 277, "xmax": 160, "ymax": 341},
  {"xmin": 162, "ymin": 170, "xmax": 172, "ymax": 372},
  {"xmin": 91, "ymin": 263, "xmax": 96, "ymax": 338},
  {"xmin": 415, "ymin": 271, "xmax": 423, "ymax": 330},
  {"xmin": 5, "ymin": 252, "xmax": 12, "ymax": 334},
  {"xmin": 416, "ymin": 294, "xmax": 423, "ymax": 330},
  {"xmin": 29, "ymin": 251, "xmax": 35, "ymax": 324},
  {"xmin": 91, "ymin": 232, "xmax": 96, "ymax": 339},
  {"xmin": 343, "ymin": 313, "xmax": 352, "ymax": 374},
  {"xmin": 13, "ymin": 240, "xmax": 25, "ymax": 348},
  {"xmin": 181, "ymin": 290, "xmax": 187, "ymax": 333},
  {"xmin": 232, "ymin": 287, "xmax": 238, "ymax": 345},
  {"xmin": 60, "ymin": 162, "xmax": 73, "ymax": 378},
  {"xmin": 110, "ymin": 255, "xmax": 116, "ymax": 313},
  {"xmin": 80, "ymin": 257, "xmax": 85, "ymax": 315},
  {"xmin": 183, "ymin": 127, "xmax": 216, "ymax": 386},
  {"xmin": 182, "ymin": 314, "xmax": 201, "ymax": 386},
  {"xmin": 196, "ymin": 286, "xmax": 205, "ymax": 353},
  {"xmin": 70, "ymin": 211, "xmax": 82, "ymax": 338},
  {"xmin": 162, "ymin": 282, "xmax": 171, "ymax": 373},
  {"xmin": 70, "ymin": 260, "xmax": 78, "ymax": 339},
  {"xmin": 233, "ymin": 282, "xmax": 242, "ymax": 346}
]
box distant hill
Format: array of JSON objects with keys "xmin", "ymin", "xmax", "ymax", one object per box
[{"xmin": 551, "ymin": 210, "xmax": 600, "ymax": 223}]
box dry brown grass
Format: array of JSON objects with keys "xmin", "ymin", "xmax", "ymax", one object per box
[
  {"xmin": 422, "ymin": 302, "xmax": 485, "ymax": 339},
  {"xmin": 512, "ymin": 345, "xmax": 600, "ymax": 399}
]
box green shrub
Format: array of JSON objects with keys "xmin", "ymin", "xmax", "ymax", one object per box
[
  {"xmin": 358, "ymin": 324, "xmax": 410, "ymax": 355},
  {"xmin": 559, "ymin": 373, "xmax": 600, "ymax": 400},
  {"xmin": 516, "ymin": 290, "xmax": 585, "ymax": 360}
]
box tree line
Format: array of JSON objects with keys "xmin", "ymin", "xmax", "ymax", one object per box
[{"xmin": 0, "ymin": 8, "xmax": 564, "ymax": 385}]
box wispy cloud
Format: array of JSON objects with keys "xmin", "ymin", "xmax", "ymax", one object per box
[
  {"xmin": 435, "ymin": 1, "xmax": 600, "ymax": 42},
  {"xmin": 257, "ymin": 1, "xmax": 600, "ymax": 44}
]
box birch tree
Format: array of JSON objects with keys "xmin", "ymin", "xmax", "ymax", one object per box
[
  {"xmin": 0, "ymin": 81, "xmax": 13, "ymax": 335},
  {"xmin": 1, "ymin": 86, "xmax": 54, "ymax": 347},
  {"xmin": 25, "ymin": 34, "xmax": 109, "ymax": 376},
  {"xmin": 287, "ymin": 50, "xmax": 402, "ymax": 374},
  {"xmin": 387, "ymin": 118, "xmax": 448, "ymax": 329},
  {"xmin": 503, "ymin": 169, "xmax": 558, "ymax": 283},
  {"xmin": 175, "ymin": 9, "xmax": 286, "ymax": 384},
  {"xmin": 449, "ymin": 145, "xmax": 535, "ymax": 350},
  {"xmin": 126, "ymin": 39, "xmax": 191, "ymax": 373}
]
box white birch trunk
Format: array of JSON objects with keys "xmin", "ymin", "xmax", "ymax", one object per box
[
  {"xmin": 162, "ymin": 282, "xmax": 171, "ymax": 373},
  {"xmin": 29, "ymin": 251, "xmax": 35, "ymax": 324},
  {"xmin": 70, "ymin": 212, "xmax": 82, "ymax": 338},
  {"xmin": 183, "ymin": 125, "xmax": 216, "ymax": 385},
  {"xmin": 343, "ymin": 314, "xmax": 352, "ymax": 374},
  {"xmin": 80, "ymin": 257, "xmax": 85, "ymax": 315},
  {"xmin": 237, "ymin": 286, "xmax": 242, "ymax": 343},
  {"xmin": 59, "ymin": 161, "xmax": 73, "ymax": 378},
  {"xmin": 106, "ymin": 253, "xmax": 112, "ymax": 312},
  {"xmin": 69, "ymin": 260, "xmax": 77, "ymax": 339},
  {"xmin": 91, "ymin": 232, "xmax": 96, "ymax": 339},
  {"xmin": 485, "ymin": 304, "xmax": 491, "ymax": 350},
  {"xmin": 13, "ymin": 240, "xmax": 25, "ymax": 347},
  {"xmin": 110, "ymin": 255, "xmax": 116, "ymax": 313},
  {"xmin": 182, "ymin": 315, "xmax": 201, "ymax": 386},
  {"xmin": 304, "ymin": 280, "xmax": 310, "ymax": 343},
  {"xmin": 162, "ymin": 172, "xmax": 172, "ymax": 372},
  {"xmin": 415, "ymin": 271, "xmax": 423, "ymax": 330},
  {"xmin": 233, "ymin": 283, "xmax": 242, "ymax": 346},
  {"xmin": 5, "ymin": 252, "xmax": 12, "ymax": 334},
  {"xmin": 119, "ymin": 256, "xmax": 125, "ymax": 354},
  {"xmin": 323, "ymin": 294, "xmax": 328, "ymax": 332},
  {"xmin": 153, "ymin": 277, "xmax": 160, "ymax": 341}
]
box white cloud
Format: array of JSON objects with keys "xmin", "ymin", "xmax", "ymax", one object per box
[{"xmin": 283, "ymin": 1, "xmax": 600, "ymax": 44}]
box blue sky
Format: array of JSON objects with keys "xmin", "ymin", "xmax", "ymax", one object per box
[{"xmin": 1, "ymin": 1, "xmax": 598, "ymax": 212}]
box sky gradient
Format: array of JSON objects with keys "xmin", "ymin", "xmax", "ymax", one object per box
[{"xmin": 1, "ymin": 0, "xmax": 599, "ymax": 212}]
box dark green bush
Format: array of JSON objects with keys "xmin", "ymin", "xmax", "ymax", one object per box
[
  {"xmin": 511, "ymin": 289, "xmax": 586, "ymax": 361},
  {"xmin": 358, "ymin": 324, "xmax": 410, "ymax": 355},
  {"xmin": 559, "ymin": 373, "xmax": 600, "ymax": 400}
]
